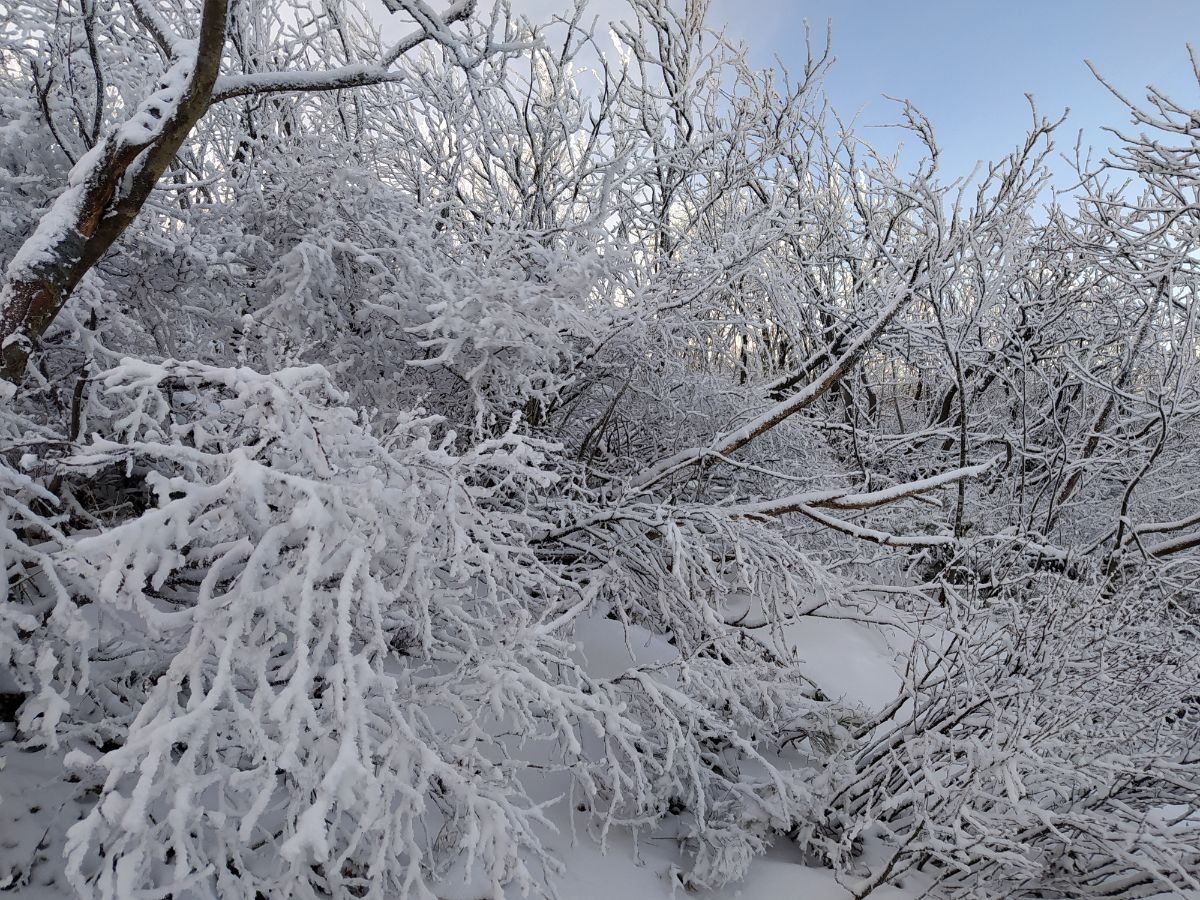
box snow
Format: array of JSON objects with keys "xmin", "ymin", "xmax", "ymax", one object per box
[
  {"xmin": 544, "ymin": 820, "xmax": 928, "ymax": 900},
  {"xmin": 1, "ymin": 598, "xmax": 921, "ymax": 900},
  {"xmin": 0, "ymin": 726, "xmax": 94, "ymax": 897},
  {"xmin": 0, "ymin": 737, "xmax": 929, "ymax": 900},
  {"xmin": 782, "ymin": 616, "xmax": 908, "ymax": 713},
  {"xmin": 571, "ymin": 612, "xmax": 679, "ymax": 678},
  {"xmin": 65, "ymin": 146, "xmax": 104, "ymax": 190},
  {"xmin": 1, "ymin": 189, "xmax": 87, "ymax": 280}
]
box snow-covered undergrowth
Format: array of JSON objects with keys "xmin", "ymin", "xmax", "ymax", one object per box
[
  {"xmin": 4, "ymin": 361, "xmax": 1198, "ymax": 898},
  {"xmin": 1, "ymin": 361, "xmax": 871, "ymax": 897}
]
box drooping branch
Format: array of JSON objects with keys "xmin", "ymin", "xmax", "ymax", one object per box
[
  {"xmin": 792, "ymin": 504, "xmax": 956, "ymax": 548},
  {"xmin": 628, "ymin": 262, "xmax": 926, "ymax": 494},
  {"xmin": 732, "ymin": 460, "xmax": 993, "ymax": 518}
]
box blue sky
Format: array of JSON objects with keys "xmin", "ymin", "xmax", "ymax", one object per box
[
  {"xmin": 377, "ymin": 0, "xmax": 1199, "ymax": 192},
  {"xmin": 706, "ymin": 1, "xmax": 1198, "ymax": 185}
]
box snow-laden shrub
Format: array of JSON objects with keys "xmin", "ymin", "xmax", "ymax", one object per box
[
  {"xmin": 34, "ymin": 359, "xmax": 563, "ymax": 898},
  {"xmin": 824, "ymin": 558, "xmax": 1200, "ymax": 899},
  {"xmin": 0, "ymin": 359, "xmax": 857, "ymax": 897}
]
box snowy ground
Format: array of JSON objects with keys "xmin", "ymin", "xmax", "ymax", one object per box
[
  {"xmin": 0, "ymin": 739, "xmax": 924, "ymax": 900},
  {"xmin": 0, "ymin": 725, "xmax": 91, "ymax": 898},
  {"xmin": 0, "ymin": 611, "xmax": 927, "ymax": 900}
]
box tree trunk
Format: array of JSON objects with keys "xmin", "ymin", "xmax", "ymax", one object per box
[{"xmin": 0, "ymin": 0, "xmax": 229, "ymax": 384}]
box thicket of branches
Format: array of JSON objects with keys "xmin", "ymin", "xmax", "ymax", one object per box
[{"xmin": 1, "ymin": 0, "xmax": 1199, "ymax": 897}]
